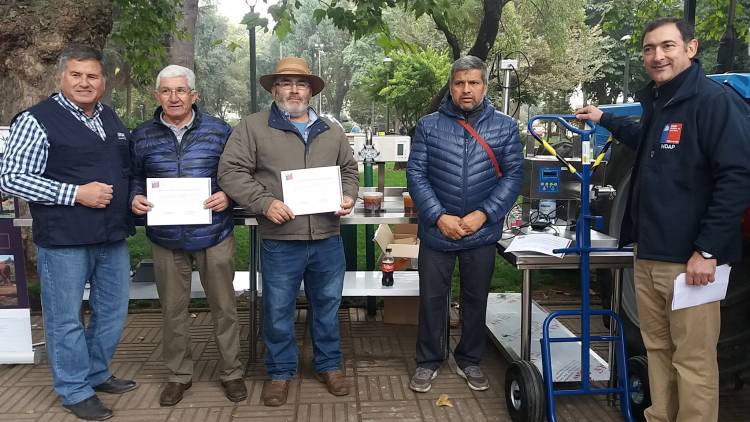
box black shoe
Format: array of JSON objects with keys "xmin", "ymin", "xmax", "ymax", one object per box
[
  {"xmin": 93, "ymin": 376, "xmax": 138, "ymax": 394},
  {"xmin": 221, "ymin": 378, "xmax": 248, "ymax": 402},
  {"xmin": 63, "ymin": 395, "xmax": 113, "ymax": 421}
]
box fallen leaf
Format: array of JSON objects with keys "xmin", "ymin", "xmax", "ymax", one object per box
[{"xmin": 436, "ymin": 394, "xmax": 453, "ymax": 407}]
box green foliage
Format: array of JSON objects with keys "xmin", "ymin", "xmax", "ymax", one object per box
[
  {"xmin": 241, "ymin": 9, "xmax": 269, "ymax": 29},
  {"xmin": 491, "ymin": 0, "xmax": 608, "ymax": 113},
  {"xmin": 583, "ymin": 0, "xmax": 750, "ymax": 106},
  {"xmin": 360, "ymin": 48, "xmax": 451, "ymax": 130},
  {"xmin": 268, "ymin": 0, "xmax": 475, "ymax": 51},
  {"xmin": 109, "ymin": 0, "xmax": 183, "ymax": 87},
  {"xmin": 194, "ymin": 4, "xmax": 252, "ymax": 121}
]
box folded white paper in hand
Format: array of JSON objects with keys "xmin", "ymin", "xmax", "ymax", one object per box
[{"xmin": 671, "ymin": 264, "xmax": 731, "ymax": 311}]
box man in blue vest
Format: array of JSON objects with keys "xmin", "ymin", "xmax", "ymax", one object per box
[
  {"xmin": 0, "ymin": 45, "xmax": 136, "ymax": 420},
  {"xmin": 129, "ymin": 65, "xmax": 246, "ymax": 407},
  {"xmin": 407, "ymin": 56, "xmax": 523, "ymax": 393}
]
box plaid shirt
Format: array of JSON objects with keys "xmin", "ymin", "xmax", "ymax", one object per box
[{"xmin": 0, "ymin": 93, "xmax": 106, "ymax": 206}]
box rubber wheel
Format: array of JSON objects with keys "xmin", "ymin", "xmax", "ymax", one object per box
[
  {"xmin": 627, "ymin": 355, "xmax": 651, "ymax": 422},
  {"xmin": 505, "ymin": 360, "xmax": 545, "ymax": 422}
]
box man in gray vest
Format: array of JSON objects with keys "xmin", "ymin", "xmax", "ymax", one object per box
[{"xmin": 0, "ymin": 45, "xmax": 136, "ymax": 420}]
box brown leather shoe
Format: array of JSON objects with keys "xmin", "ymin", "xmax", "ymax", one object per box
[
  {"xmin": 159, "ymin": 381, "xmax": 192, "ymax": 406},
  {"xmin": 221, "ymin": 378, "xmax": 248, "ymax": 402},
  {"xmin": 315, "ymin": 370, "xmax": 350, "ymax": 396},
  {"xmin": 262, "ymin": 380, "xmax": 290, "ymax": 407}
]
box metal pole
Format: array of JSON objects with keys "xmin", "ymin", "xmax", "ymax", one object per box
[
  {"xmin": 623, "ymin": 51, "xmax": 630, "ymax": 102},
  {"xmin": 502, "ymin": 69, "xmax": 512, "ymax": 115},
  {"xmin": 521, "ymin": 269, "xmax": 532, "ymax": 361},
  {"xmin": 620, "ymin": 35, "xmax": 632, "ymax": 103},
  {"xmin": 386, "ymin": 101, "xmax": 390, "ymax": 134},
  {"xmin": 383, "ymin": 57, "xmax": 393, "ymax": 133},
  {"xmin": 249, "ymin": 26, "xmax": 257, "ymax": 113},
  {"xmin": 580, "ymin": 139, "xmax": 592, "ymax": 391},
  {"xmin": 246, "ymin": 225, "xmax": 259, "ymax": 372},
  {"xmin": 364, "ymin": 128, "xmax": 377, "ymax": 315},
  {"xmin": 608, "ymin": 268, "xmax": 623, "ymax": 405},
  {"xmin": 683, "ymin": 0, "xmax": 696, "ymax": 27},
  {"xmin": 318, "ymin": 49, "xmax": 323, "ymax": 113}
]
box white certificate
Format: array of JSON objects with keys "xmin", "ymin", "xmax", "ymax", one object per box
[
  {"xmin": 146, "ymin": 177, "xmax": 212, "ymax": 226},
  {"xmin": 672, "ymin": 264, "xmax": 731, "ymax": 310},
  {"xmin": 281, "ymin": 166, "xmax": 342, "ymax": 215}
]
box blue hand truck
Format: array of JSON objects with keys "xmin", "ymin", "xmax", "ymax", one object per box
[{"xmin": 514, "ymin": 115, "xmax": 635, "ymax": 422}]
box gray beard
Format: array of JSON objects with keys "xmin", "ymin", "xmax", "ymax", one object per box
[{"xmin": 276, "ymin": 101, "xmax": 308, "ymax": 118}]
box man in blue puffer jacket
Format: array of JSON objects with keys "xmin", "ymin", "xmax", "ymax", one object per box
[
  {"xmin": 129, "ymin": 65, "xmax": 246, "ymax": 406},
  {"xmin": 407, "ymin": 56, "xmax": 523, "ymax": 392}
]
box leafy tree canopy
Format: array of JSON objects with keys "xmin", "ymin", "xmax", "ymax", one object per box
[
  {"xmin": 359, "ymin": 48, "xmax": 451, "ymax": 129},
  {"xmin": 109, "ymin": 0, "xmax": 184, "ymax": 87}
]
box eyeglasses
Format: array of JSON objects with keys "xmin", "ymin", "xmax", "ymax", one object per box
[
  {"xmin": 158, "ymin": 87, "xmax": 193, "ymax": 97},
  {"xmin": 274, "ymin": 80, "xmax": 311, "ymax": 90}
]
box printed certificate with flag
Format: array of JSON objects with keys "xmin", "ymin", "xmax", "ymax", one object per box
[
  {"xmin": 146, "ymin": 177, "xmax": 212, "ymax": 226},
  {"xmin": 280, "ymin": 166, "xmax": 342, "ymax": 216}
]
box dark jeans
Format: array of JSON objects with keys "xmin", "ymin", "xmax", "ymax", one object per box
[
  {"xmin": 260, "ymin": 236, "xmax": 346, "ymax": 380},
  {"xmin": 416, "ymin": 243, "xmax": 496, "ymax": 370}
]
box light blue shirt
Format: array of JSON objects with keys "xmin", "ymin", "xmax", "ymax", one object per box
[{"xmin": 279, "ymin": 107, "xmax": 318, "ymax": 143}]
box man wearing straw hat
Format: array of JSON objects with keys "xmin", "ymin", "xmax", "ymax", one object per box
[{"xmin": 218, "ymin": 57, "xmax": 359, "ymax": 407}]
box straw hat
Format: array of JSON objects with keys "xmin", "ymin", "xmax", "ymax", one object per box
[{"xmin": 259, "ymin": 57, "xmax": 325, "ymax": 96}]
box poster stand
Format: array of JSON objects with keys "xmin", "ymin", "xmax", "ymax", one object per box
[{"xmin": 0, "ymin": 126, "xmax": 35, "ymax": 364}]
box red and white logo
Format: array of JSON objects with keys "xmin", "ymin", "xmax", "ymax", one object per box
[{"xmin": 664, "ymin": 123, "xmax": 683, "ymax": 144}]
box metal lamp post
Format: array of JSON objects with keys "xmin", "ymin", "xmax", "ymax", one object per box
[
  {"xmin": 383, "ymin": 57, "xmax": 393, "ymax": 134},
  {"xmin": 620, "ymin": 34, "xmax": 632, "ymax": 103},
  {"xmin": 314, "ymin": 43, "xmax": 325, "ymax": 113}
]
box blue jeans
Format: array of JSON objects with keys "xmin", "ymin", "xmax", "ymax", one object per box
[
  {"xmin": 260, "ymin": 236, "xmax": 345, "ymax": 380},
  {"xmin": 37, "ymin": 240, "xmax": 130, "ymax": 405}
]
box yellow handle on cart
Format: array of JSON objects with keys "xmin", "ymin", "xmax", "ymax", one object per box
[
  {"xmin": 541, "ymin": 139, "xmax": 578, "ymax": 174},
  {"xmin": 591, "ymin": 139, "xmax": 613, "ymax": 172}
]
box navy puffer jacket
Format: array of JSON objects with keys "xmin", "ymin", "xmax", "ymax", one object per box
[
  {"xmin": 407, "ymin": 96, "xmax": 523, "ymax": 251},
  {"xmin": 130, "ymin": 106, "xmax": 234, "ymax": 251}
]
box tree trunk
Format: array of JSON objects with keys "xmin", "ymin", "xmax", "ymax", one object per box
[
  {"xmin": 169, "ymin": 0, "xmax": 199, "ymax": 70},
  {"xmin": 126, "ymin": 69, "xmax": 132, "ymax": 119},
  {"xmin": 0, "ymin": 1, "xmax": 114, "ymax": 122},
  {"xmin": 425, "ymin": 0, "xmax": 507, "ymax": 115},
  {"xmin": 0, "ymin": 0, "xmax": 114, "ymax": 278},
  {"xmin": 330, "ymin": 65, "xmax": 352, "ymax": 121}
]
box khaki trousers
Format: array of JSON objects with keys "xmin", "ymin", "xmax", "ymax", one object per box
[
  {"xmin": 151, "ymin": 235, "xmax": 243, "ymax": 383},
  {"xmin": 633, "ymin": 257, "xmax": 720, "ymax": 422}
]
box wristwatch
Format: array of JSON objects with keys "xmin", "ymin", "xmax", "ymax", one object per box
[{"xmin": 698, "ymin": 250, "xmax": 715, "ymax": 259}]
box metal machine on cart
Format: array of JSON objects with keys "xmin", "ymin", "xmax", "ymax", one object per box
[
  {"xmin": 519, "ymin": 116, "xmax": 614, "ymax": 234},
  {"xmin": 501, "ymin": 115, "xmax": 634, "ymax": 422}
]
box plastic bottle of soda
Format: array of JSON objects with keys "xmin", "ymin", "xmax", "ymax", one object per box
[{"xmin": 381, "ymin": 248, "xmax": 395, "ymax": 287}]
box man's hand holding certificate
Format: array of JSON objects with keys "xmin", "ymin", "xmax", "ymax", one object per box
[
  {"xmin": 135, "ymin": 177, "xmax": 217, "ymax": 226},
  {"xmin": 280, "ymin": 166, "xmax": 345, "ymax": 216}
]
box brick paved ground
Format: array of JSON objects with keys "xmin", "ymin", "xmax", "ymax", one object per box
[{"xmin": 0, "ymin": 304, "xmax": 747, "ymax": 421}]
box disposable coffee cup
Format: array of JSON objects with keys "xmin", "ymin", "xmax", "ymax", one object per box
[{"xmin": 363, "ymin": 192, "xmax": 384, "ymax": 213}]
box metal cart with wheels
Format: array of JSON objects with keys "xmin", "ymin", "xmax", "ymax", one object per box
[{"xmin": 524, "ymin": 115, "xmax": 634, "ymax": 422}]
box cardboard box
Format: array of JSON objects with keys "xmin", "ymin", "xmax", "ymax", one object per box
[
  {"xmin": 383, "ymin": 296, "xmax": 420, "ymax": 325},
  {"xmin": 374, "ymin": 224, "xmax": 419, "ymax": 258}
]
